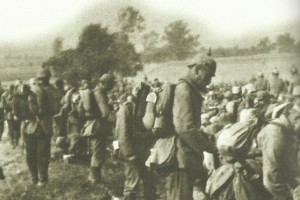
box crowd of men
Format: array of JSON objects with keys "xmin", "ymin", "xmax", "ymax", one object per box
[{"xmin": 0, "ymin": 56, "xmax": 300, "ymax": 200}]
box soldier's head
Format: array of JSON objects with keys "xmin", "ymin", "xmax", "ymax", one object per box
[
  {"xmin": 8, "ymin": 84, "xmax": 14, "ymax": 94},
  {"xmin": 55, "ymin": 78, "xmax": 64, "ymax": 90},
  {"xmin": 257, "ymin": 72, "xmax": 264, "ymax": 78},
  {"xmin": 36, "ymin": 67, "xmax": 51, "ymax": 84},
  {"xmin": 80, "ymin": 79, "xmax": 89, "ymax": 89},
  {"xmin": 98, "ymin": 74, "xmax": 116, "ymax": 91},
  {"xmin": 187, "ymin": 55, "xmax": 216, "ymax": 91},
  {"xmin": 290, "ymin": 65, "xmax": 298, "ymax": 75},
  {"xmin": 271, "ymin": 68, "xmax": 279, "ymax": 77}
]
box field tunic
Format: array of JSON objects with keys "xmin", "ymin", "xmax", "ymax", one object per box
[{"xmin": 257, "ymin": 115, "xmax": 299, "ymax": 199}]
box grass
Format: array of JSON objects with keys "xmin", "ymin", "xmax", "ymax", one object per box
[{"xmin": 0, "ymin": 135, "xmax": 167, "ymax": 200}]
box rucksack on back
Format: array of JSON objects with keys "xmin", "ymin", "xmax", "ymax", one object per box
[
  {"xmin": 216, "ymin": 119, "xmax": 259, "ymax": 162},
  {"xmin": 142, "ymin": 82, "xmax": 176, "ymax": 137}
]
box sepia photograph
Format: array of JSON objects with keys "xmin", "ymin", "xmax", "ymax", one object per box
[{"xmin": 0, "ymin": 0, "xmax": 300, "ymax": 199}]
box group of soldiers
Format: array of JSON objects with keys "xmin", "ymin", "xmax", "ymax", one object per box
[{"xmin": 0, "ymin": 55, "xmax": 299, "ymax": 200}]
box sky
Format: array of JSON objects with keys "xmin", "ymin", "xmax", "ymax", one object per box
[{"xmin": 0, "ymin": 0, "xmax": 299, "ymax": 42}]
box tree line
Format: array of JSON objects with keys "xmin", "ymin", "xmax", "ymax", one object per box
[{"xmin": 46, "ymin": 6, "xmax": 300, "ymax": 84}]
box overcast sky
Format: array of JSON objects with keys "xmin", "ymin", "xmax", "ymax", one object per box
[{"xmin": 0, "ymin": 0, "xmax": 299, "ymax": 42}]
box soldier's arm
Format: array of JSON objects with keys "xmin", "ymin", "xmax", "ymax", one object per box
[
  {"xmin": 173, "ymin": 84, "xmax": 210, "ymax": 155},
  {"xmin": 262, "ymin": 127, "xmax": 292, "ymax": 198},
  {"xmin": 94, "ymin": 91, "xmax": 115, "ymax": 122},
  {"xmin": 35, "ymin": 87, "xmax": 46, "ymax": 116},
  {"xmin": 116, "ymin": 105, "xmax": 135, "ymax": 160}
]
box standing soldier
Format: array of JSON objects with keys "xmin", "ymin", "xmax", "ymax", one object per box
[
  {"xmin": 0, "ymin": 81, "xmax": 5, "ymax": 141},
  {"xmin": 288, "ymin": 65, "xmax": 300, "ymax": 94},
  {"xmin": 52, "ymin": 78, "xmax": 66, "ymax": 139},
  {"xmin": 116, "ymin": 82, "xmax": 155, "ymax": 200},
  {"xmin": 255, "ymin": 72, "xmax": 268, "ymax": 91},
  {"xmin": 84, "ymin": 74, "xmax": 116, "ymax": 184},
  {"xmin": 267, "ymin": 68, "xmax": 286, "ymax": 98},
  {"xmin": 24, "ymin": 67, "xmax": 57, "ymax": 186},
  {"xmin": 258, "ymin": 105, "xmax": 300, "ymax": 199},
  {"xmin": 168, "ymin": 55, "xmax": 217, "ymax": 200},
  {"xmin": 2, "ymin": 84, "xmax": 18, "ymax": 148}
]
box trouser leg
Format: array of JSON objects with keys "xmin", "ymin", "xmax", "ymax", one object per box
[
  {"xmin": 123, "ymin": 161, "xmax": 140, "ymax": 200},
  {"xmin": 26, "ymin": 136, "xmax": 38, "ymax": 183},
  {"xmin": 166, "ymin": 169, "xmax": 197, "ymax": 200},
  {"xmin": 37, "ymin": 136, "xmax": 51, "ymax": 183},
  {"xmin": 141, "ymin": 166, "xmax": 156, "ymax": 200},
  {"xmin": 13, "ymin": 120, "xmax": 21, "ymax": 146},
  {"xmin": 0, "ymin": 120, "xmax": 4, "ymax": 141},
  {"xmin": 7, "ymin": 120, "xmax": 14, "ymax": 146},
  {"xmin": 89, "ymin": 135, "xmax": 107, "ymax": 183}
]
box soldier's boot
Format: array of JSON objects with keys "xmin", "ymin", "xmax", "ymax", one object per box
[
  {"xmin": 88, "ymin": 167, "xmax": 101, "ymax": 185},
  {"xmin": 38, "ymin": 162, "xmax": 49, "ymax": 186},
  {"xmin": 27, "ymin": 162, "xmax": 38, "ymax": 184}
]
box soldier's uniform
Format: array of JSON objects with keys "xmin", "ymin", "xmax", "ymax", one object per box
[
  {"xmin": 1, "ymin": 85, "xmax": 19, "ymax": 147},
  {"xmin": 52, "ymin": 78, "xmax": 65, "ymax": 139},
  {"xmin": 0, "ymin": 84, "xmax": 5, "ymax": 141},
  {"xmin": 115, "ymin": 84, "xmax": 155, "ymax": 200},
  {"xmin": 168, "ymin": 56, "xmax": 216, "ymax": 200},
  {"xmin": 84, "ymin": 74, "xmax": 116, "ymax": 184},
  {"xmin": 24, "ymin": 68, "xmax": 57, "ymax": 186}
]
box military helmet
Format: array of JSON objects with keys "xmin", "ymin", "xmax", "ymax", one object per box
[
  {"xmin": 188, "ymin": 55, "xmax": 216, "ymax": 76},
  {"xmin": 272, "ymin": 68, "xmax": 279, "ymax": 75},
  {"xmin": 99, "ymin": 73, "xmax": 115, "ymax": 83},
  {"xmin": 37, "ymin": 67, "xmax": 51, "ymax": 79}
]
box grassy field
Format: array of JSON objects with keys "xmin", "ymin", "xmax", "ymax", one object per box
[
  {"xmin": 136, "ymin": 53, "xmax": 300, "ymax": 84},
  {"xmin": 0, "ymin": 53, "xmax": 299, "ymax": 87},
  {"xmin": 0, "ymin": 128, "xmax": 168, "ymax": 200}
]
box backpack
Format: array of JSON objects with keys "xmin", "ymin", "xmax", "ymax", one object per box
[
  {"xmin": 142, "ymin": 82, "xmax": 176, "ymax": 137},
  {"xmin": 216, "ymin": 119, "xmax": 260, "ymax": 162},
  {"xmin": 78, "ymin": 88, "xmax": 99, "ymax": 119}
]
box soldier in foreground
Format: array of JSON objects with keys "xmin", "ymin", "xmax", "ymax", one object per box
[
  {"xmin": 168, "ymin": 55, "xmax": 217, "ymax": 200},
  {"xmin": 24, "ymin": 68, "xmax": 57, "ymax": 186},
  {"xmin": 258, "ymin": 104, "xmax": 300, "ymax": 200},
  {"xmin": 116, "ymin": 82, "xmax": 155, "ymax": 200},
  {"xmin": 85, "ymin": 74, "xmax": 116, "ymax": 184}
]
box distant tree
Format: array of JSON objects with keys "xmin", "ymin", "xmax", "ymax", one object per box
[
  {"xmin": 118, "ymin": 6, "xmax": 145, "ymax": 34},
  {"xmin": 52, "ymin": 37, "xmax": 63, "ymax": 56},
  {"xmin": 142, "ymin": 30, "xmax": 160, "ymax": 51},
  {"xmin": 257, "ymin": 37, "xmax": 274, "ymax": 53},
  {"xmin": 276, "ymin": 33, "xmax": 295, "ymax": 53},
  {"xmin": 163, "ymin": 20, "xmax": 199, "ymax": 60},
  {"xmin": 46, "ymin": 24, "xmax": 142, "ymax": 85}
]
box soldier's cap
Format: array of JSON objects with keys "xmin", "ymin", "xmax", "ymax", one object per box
[
  {"xmin": 290, "ymin": 65, "xmax": 298, "ymax": 73},
  {"xmin": 257, "ymin": 72, "xmax": 264, "ymax": 77},
  {"xmin": 37, "ymin": 67, "xmax": 51, "ymax": 79},
  {"xmin": 99, "ymin": 73, "xmax": 115, "ymax": 83},
  {"xmin": 232, "ymin": 86, "xmax": 241, "ymax": 94},
  {"xmin": 272, "ymin": 68, "xmax": 279, "ymax": 74},
  {"xmin": 81, "ymin": 79, "xmax": 89, "ymax": 84},
  {"xmin": 292, "ymin": 85, "xmax": 300, "ymax": 97},
  {"xmin": 28, "ymin": 78, "xmax": 36, "ymax": 85},
  {"xmin": 188, "ymin": 55, "xmax": 216, "ymax": 75}
]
